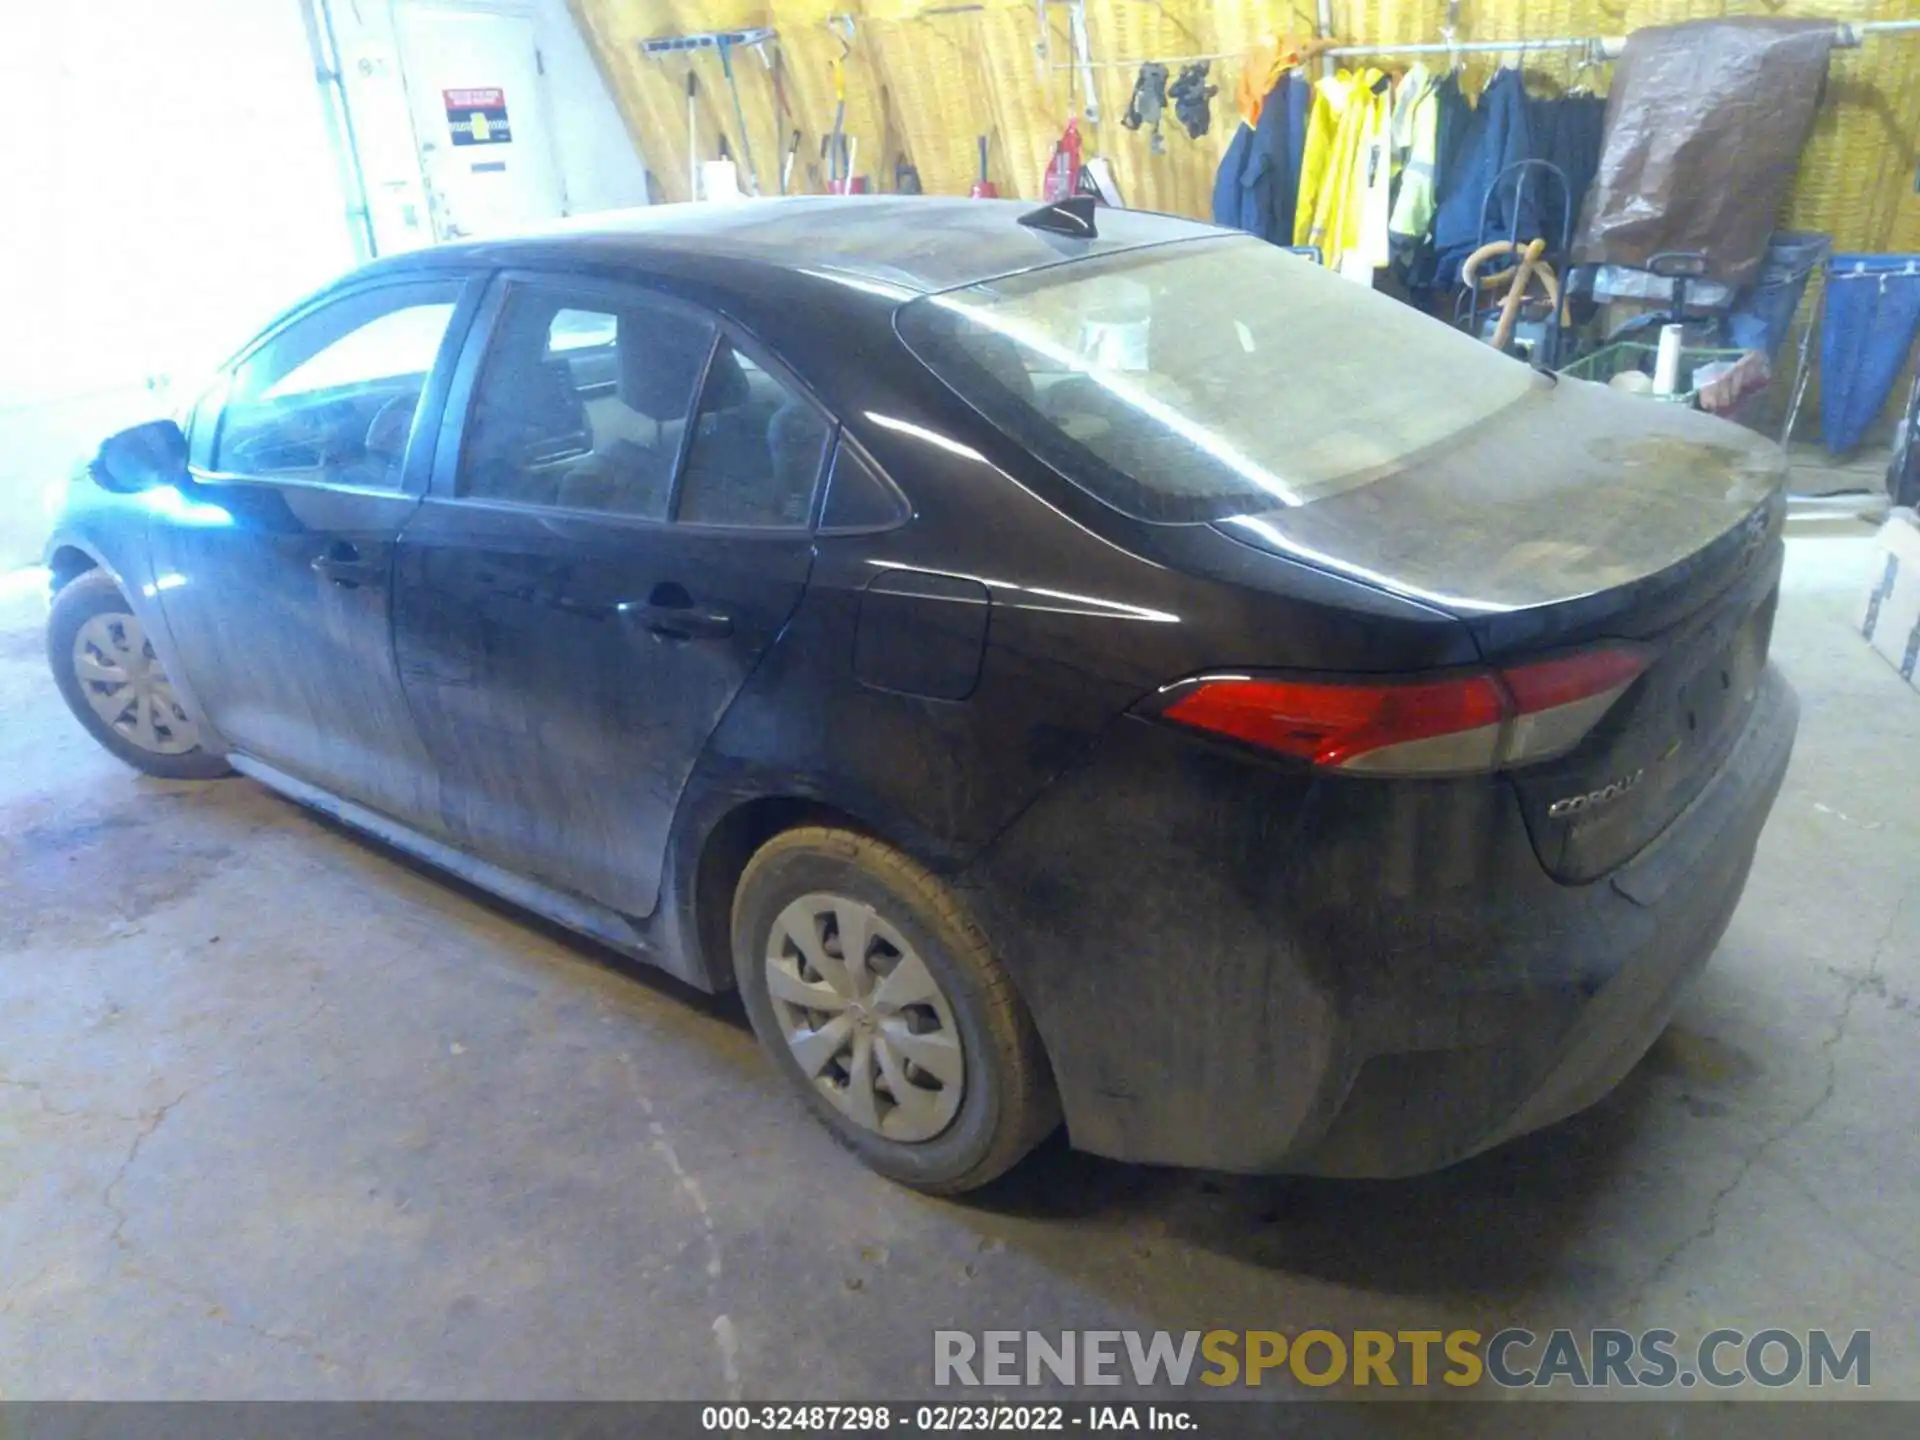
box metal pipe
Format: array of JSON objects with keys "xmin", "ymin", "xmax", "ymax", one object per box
[
  {"xmin": 1325, "ymin": 36, "xmax": 1621, "ymax": 60},
  {"xmin": 1838, "ymin": 19, "xmax": 1920, "ymax": 46},
  {"xmin": 1056, "ymin": 38, "xmax": 1605, "ymax": 71},
  {"xmin": 1058, "ymin": 18, "xmax": 1918, "ymax": 72},
  {"xmin": 1057, "ymin": 48, "xmax": 1262, "ymax": 70}
]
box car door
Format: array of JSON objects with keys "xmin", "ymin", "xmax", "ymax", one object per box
[
  {"xmin": 392, "ymin": 273, "xmax": 832, "ymax": 916},
  {"xmin": 152, "ymin": 275, "xmax": 481, "ymax": 826}
]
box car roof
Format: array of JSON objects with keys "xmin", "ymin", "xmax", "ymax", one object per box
[{"xmin": 377, "ymin": 196, "xmax": 1223, "ymax": 296}]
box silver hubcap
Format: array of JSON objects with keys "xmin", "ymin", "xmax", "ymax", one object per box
[
  {"xmin": 765, "ymin": 892, "xmax": 966, "ymax": 1143},
  {"xmin": 71, "ymin": 612, "xmax": 199, "ymax": 756}
]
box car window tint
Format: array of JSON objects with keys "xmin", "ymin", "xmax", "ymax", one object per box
[
  {"xmin": 820, "ymin": 442, "xmax": 909, "ymax": 531},
  {"xmin": 897, "ymin": 235, "xmax": 1538, "ymax": 522},
  {"xmin": 548, "ymin": 309, "xmax": 618, "ymax": 353},
  {"xmin": 213, "ymin": 286, "xmax": 458, "ymax": 489},
  {"xmin": 676, "ymin": 341, "xmax": 831, "ymax": 527},
  {"xmin": 461, "ymin": 287, "xmax": 713, "ymax": 519},
  {"xmin": 265, "ymin": 306, "xmax": 453, "ymax": 398}
]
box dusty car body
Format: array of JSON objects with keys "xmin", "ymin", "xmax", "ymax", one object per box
[{"xmin": 45, "ymin": 198, "xmax": 1796, "ymax": 1189}]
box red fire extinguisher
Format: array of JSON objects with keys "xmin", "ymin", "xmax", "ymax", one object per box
[{"xmin": 1041, "ymin": 117, "xmax": 1083, "ymax": 203}]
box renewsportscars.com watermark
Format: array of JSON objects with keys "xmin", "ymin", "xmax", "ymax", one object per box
[{"xmin": 934, "ymin": 1328, "xmax": 1872, "ymax": 1391}]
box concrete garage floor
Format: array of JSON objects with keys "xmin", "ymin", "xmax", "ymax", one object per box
[{"xmin": 1, "ymin": 534, "xmax": 1916, "ymax": 1406}]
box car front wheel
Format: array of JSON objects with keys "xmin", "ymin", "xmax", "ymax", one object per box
[
  {"xmin": 47, "ymin": 571, "xmax": 231, "ymax": 781},
  {"xmin": 732, "ymin": 826, "xmax": 1059, "ymax": 1194}
]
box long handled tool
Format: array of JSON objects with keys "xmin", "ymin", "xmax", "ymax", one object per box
[
  {"xmin": 826, "ymin": 56, "xmax": 847, "ymax": 189},
  {"xmin": 969, "ymin": 135, "xmax": 998, "ymax": 198},
  {"xmin": 715, "ymin": 36, "xmax": 760, "ymax": 195},
  {"xmin": 828, "ymin": 136, "xmax": 864, "ymax": 194},
  {"xmin": 782, "ymin": 129, "xmax": 801, "ymax": 194},
  {"xmin": 769, "ymin": 42, "xmax": 792, "ymax": 194},
  {"xmin": 686, "ymin": 72, "xmax": 698, "ymax": 199}
]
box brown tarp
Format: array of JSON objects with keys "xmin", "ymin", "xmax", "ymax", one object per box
[{"xmin": 1574, "ymin": 18, "xmax": 1832, "ymax": 289}]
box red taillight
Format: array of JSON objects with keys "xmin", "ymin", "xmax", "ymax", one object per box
[
  {"xmin": 1500, "ymin": 648, "xmax": 1650, "ymax": 712},
  {"xmin": 1161, "ymin": 674, "xmax": 1507, "ymax": 766},
  {"xmin": 1158, "ymin": 646, "xmax": 1649, "ymax": 777}
]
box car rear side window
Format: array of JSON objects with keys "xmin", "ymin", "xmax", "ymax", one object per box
[
  {"xmin": 819, "ymin": 442, "xmax": 910, "ymax": 532},
  {"xmin": 460, "ymin": 286, "xmax": 714, "ymax": 519},
  {"xmin": 676, "ymin": 340, "xmax": 832, "ymax": 527},
  {"xmin": 897, "ymin": 235, "xmax": 1539, "ymax": 523},
  {"xmin": 213, "ymin": 283, "xmax": 460, "ymax": 489}
]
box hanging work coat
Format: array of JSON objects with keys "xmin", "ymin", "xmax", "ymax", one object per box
[
  {"xmin": 1210, "ymin": 70, "xmax": 1308, "ymax": 244},
  {"xmin": 1249, "ymin": 71, "xmax": 1306, "ymax": 243},
  {"xmin": 1526, "ymin": 92, "xmax": 1607, "ymax": 252},
  {"xmin": 1387, "ymin": 64, "xmax": 1439, "ymax": 255},
  {"xmin": 1396, "ymin": 70, "xmax": 1472, "ymax": 291},
  {"xmin": 1212, "ymin": 124, "xmax": 1254, "ymax": 229},
  {"xmin": 1344, "ymin": 81, "xmax": 1393, "ymax": 282},
  {"xmin": 1282, "ymin": 72, "xmax": 1310, "ymax": 219},
  {"xmin": 1293, "ymin": 72, "xmax": 1347, "ymax": 249},
  {"xmin": 1430, "ymin": 66, "xmax": 1536, "ymax": 289},
  {"xmin": 1294, "ymin": 68, "xmax": 1391, "ymax": 275}
]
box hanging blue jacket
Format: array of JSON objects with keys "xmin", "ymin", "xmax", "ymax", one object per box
[
  {"xmin": 1431, "ymin": 67, "xmax": 1537, "ymax": 288},
  {"xmin": 1212, "ymin": 123, "xmax": 1255, "ymax": 230},
  {"xmin": 1210, "ymin": 73, "xmax": 1306, "ymax": 244},
  {"xmin": 1249, "ymin": 72, "xmax": 1303, "ymax": 242}
]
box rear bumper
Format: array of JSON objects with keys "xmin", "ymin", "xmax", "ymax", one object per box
[{"xmin": 964, "ymin": 663, "xmax": 1798, "ymax": 1176}]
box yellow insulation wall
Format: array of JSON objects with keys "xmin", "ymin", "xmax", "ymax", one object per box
[{"xmin": 571, "ymin": 0, "xmax": 1920, "ymax": 257}]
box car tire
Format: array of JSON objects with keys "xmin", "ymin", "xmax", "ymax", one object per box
[
  {"xmin": 47, "ymin": 571, "xmax": 231, "ymax": 781},
  {"xmin": 733, "ymin": 826, "xmax": 1060, "ymax": 1194}
]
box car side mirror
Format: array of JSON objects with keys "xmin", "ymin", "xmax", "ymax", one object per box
[{"xmin": 93, "ymin": 419, "xmax": 189, "ymax": 494}]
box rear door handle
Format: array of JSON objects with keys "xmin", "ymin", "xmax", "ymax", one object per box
[
  {"xmin": 636, "ymin": 602, "xmax": 733, "ymax": 641},
  {"xmin": 312, "ymin": 543, "xmax": 382, "ymax": 588}
]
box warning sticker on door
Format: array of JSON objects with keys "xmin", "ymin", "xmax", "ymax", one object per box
[{"xmin": 445, "ymin": 88, "xmax": 512, "ymax": 146}]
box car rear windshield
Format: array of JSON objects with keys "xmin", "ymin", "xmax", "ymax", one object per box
[{"xmin": 896, "ymin": 235, "xmax": 1541, "ymax": 523}]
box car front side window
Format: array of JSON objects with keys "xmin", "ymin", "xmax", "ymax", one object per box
[{"xmin": 212, "ymin": 283, "xmax": 461, "ymax": 490}]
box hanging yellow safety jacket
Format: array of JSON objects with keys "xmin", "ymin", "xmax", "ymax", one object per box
[{"xmin": 1294, "ymin": 67, "xmax": 1392, "ymax": 275}]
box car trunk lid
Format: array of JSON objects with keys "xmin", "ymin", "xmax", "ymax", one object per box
[
  {"xmin": 1216, "ymin": 377, "xmax": 1789, "ymax": 882},
  {"xmin": 1507, "ymin": 545, "xmax": 1781, "ymax": 881}
]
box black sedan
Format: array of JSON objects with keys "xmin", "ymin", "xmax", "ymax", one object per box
[{"xmin": 45, "ymin": 197, "xmax": 1797, "ymax": 1193}]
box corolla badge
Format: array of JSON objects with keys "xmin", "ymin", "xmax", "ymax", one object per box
[{"xmin": 1548, "ymin": 769, "xmax": 1646, "ymax": 819}]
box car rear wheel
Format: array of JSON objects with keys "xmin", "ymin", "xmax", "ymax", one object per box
[
  {"xmin": 732, "ymin": 826, "xmax": 1059, "ymax": 1194},
  {"xmin": 47, "ymin": 571, "xmax": 231, "ymax": 781}
]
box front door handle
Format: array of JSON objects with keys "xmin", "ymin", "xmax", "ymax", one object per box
[
  {"xmin": 637, "ymin": 602, "xmax": 733, "ymax": 641},
  {"xmin": 312, "ymin": 542, "xmax": 382, "ymax": 589}
]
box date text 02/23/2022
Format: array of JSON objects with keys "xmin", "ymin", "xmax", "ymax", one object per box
[{"xmin": 700, "ymin": 1405, "xmax": 1194, "ymax": 1432}]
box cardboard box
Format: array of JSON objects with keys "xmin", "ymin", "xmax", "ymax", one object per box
[{"xmin": 1861, "ymin": 508, "xmax": 1920, "ymax": 688}]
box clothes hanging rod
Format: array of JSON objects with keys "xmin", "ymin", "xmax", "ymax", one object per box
[
  {"xmin": 1326, "ymin": 36, "xmax": 1619, "ymax": 61},
  {"xmin": 1059, "ymin": 48, "xmax": 1239, "ymax": 70},
  {"xmin": 1059, "ymin": 37, "xmax": 1609, "ymax": 69},
  {"xmin": 1058, "ymin": 18, "xmax": 1920, "ymax": 73}
]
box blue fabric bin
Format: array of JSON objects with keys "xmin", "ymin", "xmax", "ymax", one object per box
[{"xmin": 1821, "ymin": 255, "xmax": 1920, "ymax": 456}]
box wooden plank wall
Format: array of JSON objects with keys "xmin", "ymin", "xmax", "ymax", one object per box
[{"xmin": 570, "ymin": 0, "xmax": 1920, "ymax": 257}]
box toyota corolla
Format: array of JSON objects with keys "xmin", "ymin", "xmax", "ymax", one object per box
[{"xmin": 44, "ymin": 197, "xmax": 1797, "ymax": 1193}]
